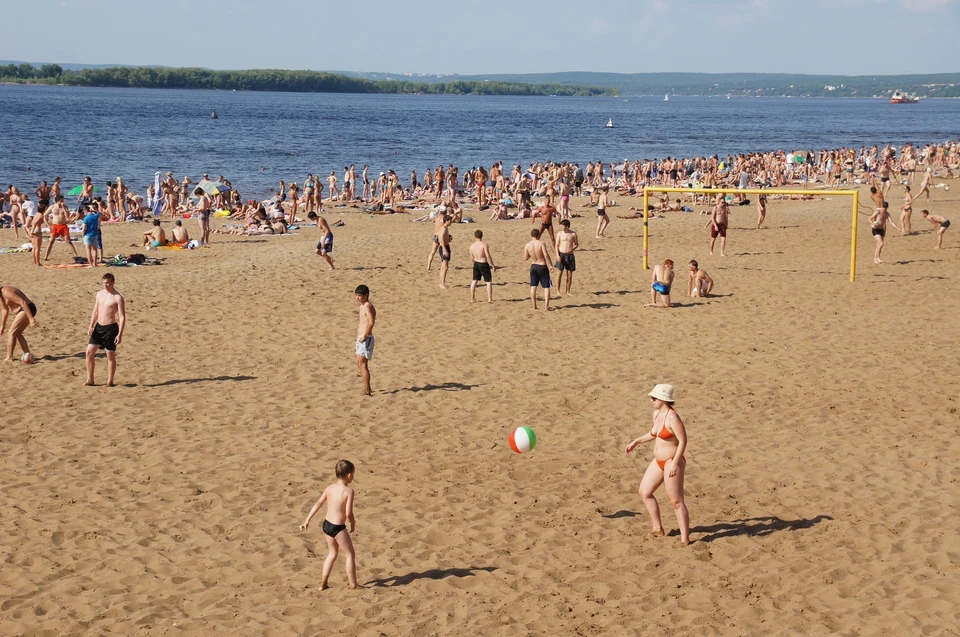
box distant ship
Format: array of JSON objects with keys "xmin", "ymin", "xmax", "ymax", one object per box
[
  {"xmin": 890, "ymin": 91, "xmax": 919, "ymax": 104},
  {"xmin": 211, "ymin": 110, "xmax": 219, "ymax": 119},
  {"xmin": 664, "ymin": 94, "xmax": 669, "ymax": 101},
  {"xmin": 606, "ymin": 118, "xmax": 615, "ymax": 128}
]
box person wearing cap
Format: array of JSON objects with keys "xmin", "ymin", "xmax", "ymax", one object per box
[
  {"xmin": 625, "ymin": 384, "xmax": 690, "ymax": 545},
  {"xmin": 645, "ymin": 259, "xmax": 675, "ymax": 308}
]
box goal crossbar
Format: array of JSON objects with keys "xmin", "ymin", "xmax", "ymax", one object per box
[{"xmin": 640, "ymin": 187, "xmax": 861, "ymax": 282}]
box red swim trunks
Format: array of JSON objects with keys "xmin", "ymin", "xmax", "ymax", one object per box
[
  {"xmin": 51, "ymin": 224, "xmax": 70, "ymax": 240},
  {"xmin": 710, "ymin": 223, "xmax": 727, "ymax": 238}
]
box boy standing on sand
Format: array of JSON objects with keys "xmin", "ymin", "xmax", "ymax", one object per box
[
  {"xmin": 44, "ymin": 196, "xmax": 79, "ymax": 261},
  {"xmin": 85, "ymin": 273, "xmax": 125, "ymax": 386},
  {"xmin": 468, "ymin": 229, "xmax": 497, "ymax": 303},
  {"xmin": 524, "ymin": 228, "xmax": 557, "ymax": 311},
  {"xmin": 308, "ymin": 212, "xmax": 336, "ymax": 270},
  {"xmin": 555, "ymin": 219, "xmax": 579, "ymax": 297},
  {"xmin": 355, "ymin": 285, "xmax": 376, "ymax": 396},
  {"xmin": 705, "ymin": 196, "xmax": 729, "ymax": 257},
  {"xmin": 300, "ymin": 460, "xmax": 358, "ymax": 590}
]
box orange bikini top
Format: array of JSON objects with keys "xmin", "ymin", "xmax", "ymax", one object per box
[{"xmin": 651, "ymin": 414, "xmax": 675, "ymax": 440}]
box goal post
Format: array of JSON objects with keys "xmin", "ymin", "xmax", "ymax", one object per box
[{"xmin": 640, "ymin": 187, "xmax": 861, "ymax": 282}]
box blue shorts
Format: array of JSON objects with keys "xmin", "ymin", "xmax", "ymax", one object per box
[
  {"xmin": 83, "ymin": 235, "xmax": 97, "ymax": 247},
  {"xmin": 653, "ymin": 281, "xmax": 671, "ymax": 295},
  {"xmin": 355, "ymin": 335, "xmax": 375, "ymax": 360}
]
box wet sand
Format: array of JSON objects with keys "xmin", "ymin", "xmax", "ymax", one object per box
[{"xmin": 1, "ymin": 183, "xmax": 958, "ymax": 635}]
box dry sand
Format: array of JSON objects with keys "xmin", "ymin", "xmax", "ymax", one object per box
[{"xmin": 1, "ymin": 183, "xmax": 958, "ymax": 636}]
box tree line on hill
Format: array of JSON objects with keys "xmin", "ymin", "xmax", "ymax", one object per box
[{"xmin": 0, "ymin": 64, "xmax": 618, "ymax": 97}]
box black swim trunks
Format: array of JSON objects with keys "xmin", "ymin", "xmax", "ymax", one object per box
[
  {"xmin": 472, "ymin": 261, "xmax": 492, "ymax": 282},
  {"xmin": 597, "ymin": 208, "xmax": 606, "ymax": 217},
  {"xmin": 439, "ymin": 245, "xmax": 450, "ymax": 262},
  {"xmin": 529, "ymin": 263, "xmax": 551, "ymax": 288},
  {"xmin": 89, "ymin": 322, "xmax": 120, "ymax": 352},
  {"xmin": 872, "ymin": 227, "xmax": 886, "ymax": 238},
  {"xmin": 941, "ymin": 219, "xmax": 951, "ymax": 229},
  {"xmin": 322, "ymin": 520, "xmax": 347, "ymax": 538},
  {"xmin": 558, "ymin": 252, "xmax": 576, "ymax": 272},
  {"xmin": 17, "ymin": 302, "xmax": 38, "ymax": 317}
]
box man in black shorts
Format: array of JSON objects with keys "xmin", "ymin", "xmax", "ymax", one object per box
[
  {"xmin": 523, "ymin": 228, "xmax": 556, "ymax": 311},
  {"xmin": 468, "ymin": 230, "xmax": 497, "ymax": 303},
  {"xmin": 85, "ymin": 272, "xmax": 126, "ymax": 387},
  {"xmin": 555, "ymin": 219, "xmax": 579, "ymax": 297},
  {"xmin": 1, "ymin": 285, "xmax": 38, "ymax": 361}
]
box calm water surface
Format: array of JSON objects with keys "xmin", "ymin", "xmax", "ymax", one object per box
[{"xmin": 2, "ymin": 84, "xmax": 958, "ymax": 197}]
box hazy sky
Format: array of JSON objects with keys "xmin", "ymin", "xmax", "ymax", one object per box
[{"xmin": 2, "ymin": 0, "xmax": 958, "ymax": 75}]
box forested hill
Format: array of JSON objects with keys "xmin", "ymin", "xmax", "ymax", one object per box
[
  {"xmin": 0, "ymin": 64, "xmax": 617, "ymax": 97},
  {"xmin": 341, "ymin": 71, "xmax": 960, "ymax": 98}
]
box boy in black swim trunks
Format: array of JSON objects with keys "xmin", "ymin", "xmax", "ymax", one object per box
[
  {"xmin": 1, "ymin": 285, "xmax": 38, "ymax": 361},
  {"xmin": 921, "ymin": 210, "xmax": 950, "ymax": 249},
  {"xmin": 308, "ymin": 211, "xmax": 336, "ymax": 270},
  {"xmin": 299, "ymin": 459, "xmax": 358, "ymax": 590},
  {"xmin": 85, "ymin": 272, "xmax": 125, "ymax": 386}
]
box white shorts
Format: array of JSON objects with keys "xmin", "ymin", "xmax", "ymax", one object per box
[{"xmin": 355, "ymin": 335, "xmax": 375, "ymax": 360}]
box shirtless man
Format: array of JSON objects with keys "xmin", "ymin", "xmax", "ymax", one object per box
[
  {"xmin": 646, "ymin": 259, "xmax": 675, "ymax": 308},
  {"xmin": 426, "ymin": 209, "xmax": 448, "ymax": 270},
  {"xmin": 34, "ymin": 180, "xmax": 51, "ymax": 215},
  {"xmin": 194, "ymin": 187, "xmax": 212, "ymax": 244},
  {"xmin": 437, "ymin": 215, "xmax": 453, "ymax": 289},
  {"xmin": 1, "ymin": 286, "xmax": 38, "ymax": 361},
  {"xmin": 869, "ymin": 202, "xmax": 901, "ymax": 264},
  {"xmin": 43, "ymin": 195, "xmax": 78, "ymax": 261},
  {"xmin": 555, "ymin": 219, "xmax": 579, "ymax": 297},
  {"xmin": 596, "ymin": 186, "xmax": 611, "ymax": 238},
  {"xmin": 327, "ymin": 171, "xmax": 339, "ymax": 201},
  {"xmin": 915, "ymin": 168, "xmax": 932, "ymax": 201},
  {"xmin": 141, "ymin": 219, "xmax": 167, "ymax": 247},
  {"xmin": 534, "ymin": 201, "xmax": 557, "ymax": 246},
  {"xmin": 705, "ymin": 196, "xmax": 729, "ymax": 256},
  {"xmin": 468, "ymin": 229, "xmax": 497, "ymax": 303},
  {"xmin": 171, "ymin": 219, "xmax": 190, "ymax": 245},
  {"xmin": 308, "ymin": 211, "xmax": 336, "ymax": 270},
  {"xmin": 687, "ymin": 260, "xmax": 714, "ymax": 297},
  {"xmin": 354, "ymin": 285, "xmax": 376, "ymax": 396},
  {"xmin": 920, "ymin": 210, "xmax": 950, "ymax": 249},
  {"xmin": 85, "ymin": 272, "xmax": 126, "ymax": 386},
  {"xmin": 524, "ymin": 228, "xmax": 556, "ymax": 311}
]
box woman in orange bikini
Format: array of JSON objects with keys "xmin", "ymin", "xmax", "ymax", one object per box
[{"xmin": 625, "ymin": 383, "xmax": 690, "ymax": 544}]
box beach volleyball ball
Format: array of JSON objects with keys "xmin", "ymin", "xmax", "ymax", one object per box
[
  {"xmin": 945, "ymin": 185, "xmax": 951, "ymax": 192},
  {"xmin": 509, "ymin": 427, "xmax": 537, "ymax": 454},
  {"xmin": 20, "ymin": 352, "xmax": 34, "ymax": 365}
]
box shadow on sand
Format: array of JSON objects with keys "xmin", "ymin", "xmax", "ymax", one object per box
[{"xmin": 365, "ymin": 566, "xmax": 497, "ymax": 588}]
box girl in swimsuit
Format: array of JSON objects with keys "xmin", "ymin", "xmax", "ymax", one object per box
[{"xmin": 625, "ymin": 383, "xmax": 690, "ymax": 544}]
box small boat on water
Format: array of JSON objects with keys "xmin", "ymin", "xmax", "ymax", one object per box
[
  {"xmin": 663, "ymin": 94, "xmax": 669, "ymax": 101},
  {"xmin": 890, "ymin": 90, "xmax": 919, "ymax": 104},
  {"xmin": 211, "ymin": 110, "xmax": 219, "ymax": 119},
  {"xmin": 606, "ymin": 118, "xmax": 615, "ymax": 128}
]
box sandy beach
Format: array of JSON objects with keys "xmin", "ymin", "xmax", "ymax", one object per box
[{"xmin": 1, "ymin": 184, "xmax": 958, "ymax": 636}]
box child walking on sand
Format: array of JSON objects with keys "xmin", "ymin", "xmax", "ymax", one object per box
[{"xmin": 300, "ymin": 460, "xmax": 358, "ymax": 590}]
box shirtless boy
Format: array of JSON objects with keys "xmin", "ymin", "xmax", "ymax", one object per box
[
  {"xmin": 596, "ymin": 186, "xmax": 611, "ymax": 238},
  {"xmin": 426, "ymin": 209, "xmax": 449, "ymax": 270},
  {"xmin": 85, "ymin": 273, "xmax": 126, "ymax": 386},
  {"xmin": 920, "ymin": 210, "xmax": 950, "ymax": 249},
  {"xmin": 300, "ymin": 459, "xmax": 358, "ymax": 590},
  {"xmin": 687, "ymin": 260, "xmax": 714, "ymax": 298},
  {"xmin": 355, "ymin": 285, "xmax": 376, "ymax": 396},
  {"xmin": 194, "ymin": 187, "xmax": 212, "ymax": 244},
  {"xmin": 308, "ymin": 212, "xmax": 336, "ymax": 270},
  {"xmin": 437, "ymin": 215, "xmax": 453, "ymax": 289},
  {"xmin": 646, "ymin": 259, "xmax": 675, "ymax": 308},
  {"xmin": 524, "ymin": 228, "xmax": 556, "ymax": 311},
  {"xmin": 533, "ymin": 201, "xmax": 557, "ymax": 246},
  {"xmin": 869, "ymin": 202, "xmax": 901, "ymax": 264},
  {"xmin": 1, "ymin": 286, "xmax": 38, "ymax": 361},
  {"xmin": 705, "ymin": 196, "xmax": 729, "ymax": 256},
  {"xmin": 171, "ymin": 219, "xmax": 190, "ymax": 245},
  {"xmin": 555, "ymin": 219, "xmax": 579, "ymax": 297},
  {"xmin": 141, "ymin": 219, "xmax": 167, "ymax": 247},
  {"xmin": 43, "ymin": 195, "xmax": 78, "ymax": 261},
  {"xmin": 469, "ymin": 229, "xmax": 497, "ymax": 303}
]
